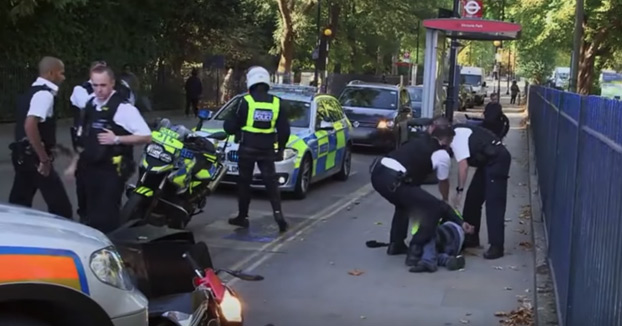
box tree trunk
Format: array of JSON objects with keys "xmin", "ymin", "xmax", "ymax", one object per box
[{"xmin": 277, "ymin": 0, "xmax": 295, "ymax": 74}]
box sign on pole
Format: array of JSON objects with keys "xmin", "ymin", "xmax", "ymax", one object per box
[{"xmin": 460, "ymin": 0, "xmax": 484, "ymax": 18}]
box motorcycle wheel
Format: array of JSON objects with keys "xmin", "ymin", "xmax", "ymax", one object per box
[{"xmin": 119, "ymin": 193, "xmax": 150, "ymax": 225}]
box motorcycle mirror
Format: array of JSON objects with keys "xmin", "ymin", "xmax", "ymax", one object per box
[
  {"xmin": 198, "ymin": 109, "xmax": 213, "ymax": 120},
  {"xmin": 208, "ymin": 131, "xmax": 228, "ymax": 141}
]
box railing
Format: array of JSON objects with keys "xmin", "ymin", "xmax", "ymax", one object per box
[{"xmin": 529, "ymin": 85, "xmax": 622, "ymax": 326}]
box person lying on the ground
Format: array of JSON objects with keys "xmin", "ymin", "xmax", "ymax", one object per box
[
  {"xmin": 366, "ymin": 203, "xmax": 474, "ymax": 272},
  {"xmin": 408, "ymin": 202, "xmax": 474, "ymax": 273}
]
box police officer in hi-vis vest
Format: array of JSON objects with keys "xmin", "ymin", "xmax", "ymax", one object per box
[{"xmin": 223, "ymin": 66, "xmax": 290, "ymax": 233}]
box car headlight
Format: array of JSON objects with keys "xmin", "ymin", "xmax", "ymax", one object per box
[
  {"xmin": 220, "ymin": 288, "xmax": 242, "ymax": 322},
  {"xmin": 283, "ymin": 148, "xmax": 297, "ymax": 160},
  {"xmin": 377, "ymin": 120, "xmax": 394, "ymax": 129},
  {"xmin": 89, "ymin": 246, "xmax": 134, "ymax": 291}
]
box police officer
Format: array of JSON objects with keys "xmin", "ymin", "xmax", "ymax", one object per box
[
  {"xmin": 223, "ymin": 66, "xmax": 290, "ymax": 233},
  {"xmin": 449, "ymin": 120, "xmax": 512, "ymax": 260},
  {"xmin": 79, "ymin": 65, "xmax": 151, "ymax": 233},
  {"xmin": 67, "ymin": 61, "xmax": 137, "ymax": 222},
  {"xmin": 8, "ymin": 56, "xmax": 72, "ymax": 218},
  {"xmin": 370, "ymin": 119, "xmax": 473, "ymax": 271}
]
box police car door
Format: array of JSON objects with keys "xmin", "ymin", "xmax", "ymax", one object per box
[
  {"xmin": 325, "ymin": 97, "xmax": 348, "ymax": 172},
  {"xmin": 313, "ymin": 98, "xmax": 333, "ymax": 177}
]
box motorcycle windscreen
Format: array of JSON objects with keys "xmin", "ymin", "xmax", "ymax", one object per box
[{"xmin": 108, "ymin": 225, "xmax": 214, "ymax": 299}]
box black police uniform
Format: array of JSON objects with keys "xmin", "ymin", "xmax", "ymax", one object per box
[
  {"xmin": 223, "ymin": 90, "xmax": 291, "ymax": 232},
  {"xmin": 9, "ymin": 85, "xmax": 72, "ymax": 218},
  {"xmin": 79, "ymin": 93, "xmax": 135, "ymax": 233},
  {"xmin": 71, "ymin": 80, "xmax": 134, "ymax": 221},
  {"xmin": 452, "ymin": 124, "xmax": 511, "ymax": 257},
  {"xmin": 370, "ymin": 133, "xmax": 448, "ymax": 262}
]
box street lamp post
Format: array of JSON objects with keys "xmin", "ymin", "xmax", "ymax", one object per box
[
  {"xmin": 493, "ymin": 40, "xmax": 502, "ymax": 95},
  {"xmin": 313, "ymin": 0, "xmax": 322, "ymax": 86},
  {"xmin": 506, "ymin": 46, "xmax": 511, "ymax": 94}
]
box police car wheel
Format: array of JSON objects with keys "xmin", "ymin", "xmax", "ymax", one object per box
[
  {"xmin": 334, "ymin": 145, "xmax": 351, "ymax": 181},
  {"xmin": 293, "ymin": 156, "xmax": 312, "ymax": 199}
]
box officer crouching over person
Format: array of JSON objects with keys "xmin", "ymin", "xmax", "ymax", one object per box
[
  {"xmin": 78, "ymin": 65, "xmax": 151, "ymax": 233},
  {"xmin": 370, "ymin": 117, "xmax": 474, "ymax": 270},
  {"xmin": 223, "ymin": 66, "xmax": 290, "ymax": 233},
  {"xmin": 9, "ymin": 56, "xmax": 73, "ymax": 218},
  {"xmin": 447, "ymin": 117, "xmax": 512, "ymax": 260}
]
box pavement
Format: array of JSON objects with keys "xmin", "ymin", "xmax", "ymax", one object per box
[
  {"xmin": 224, "ymin": 94, "xmax": 536, "ymax": 326},
  {"xmin": 0, "ymin": 86, "xmax": 537, "ymax": 325}
]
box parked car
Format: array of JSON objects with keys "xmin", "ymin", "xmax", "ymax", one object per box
[
  {"xmin": 197, "ymin": 84, "xmax": 353, "ymax": 199},
  {"xmin": 0, "ymin": 204, "xmax": 148, "ymax": 326},
  {"xmin": 406, "ymin": 85, "xmax": 423, "ymax": 118},
  {"xmin": 459, "ymin": 84, "xmax": 475, "ymax": 111},
  {"xmin": 338, "ymin": 81, "xmax": 412, "ymax": 150}
]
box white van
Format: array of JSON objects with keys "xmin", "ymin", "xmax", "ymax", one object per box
[
  {"xmin": 460, "ymin": 66, "xmax": 488, "ymax": 105},
  {"xmin": 550, "ymin": 67, "xmax": 570, "ymax": 90}
]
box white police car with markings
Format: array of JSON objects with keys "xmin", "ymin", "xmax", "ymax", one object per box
[
  {"xmin": 196, "ymin": 85, "xmax": 353, "ymax": 199},
  {"xmin": 0, "ymin": 204, "xmax": 147, "ymax": 326}
]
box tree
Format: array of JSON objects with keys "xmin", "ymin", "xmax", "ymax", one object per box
[{"xmin": 274, "ymin": 0, "xmax": 317, "ymax": 75}]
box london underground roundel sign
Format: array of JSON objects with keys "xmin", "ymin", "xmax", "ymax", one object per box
[{"xmin": 461, "ymin": 0, "xmax": 483, "ymax": 18}]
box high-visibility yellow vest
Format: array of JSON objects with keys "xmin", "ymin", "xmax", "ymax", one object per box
[{"xmin": 241, "ymin": 94, "xmax": 280, "ymax": 134}]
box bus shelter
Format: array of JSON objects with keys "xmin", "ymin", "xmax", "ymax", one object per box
[{"xmin": 420, "ymin": 18, "xmax": 522, "ymax": 118}]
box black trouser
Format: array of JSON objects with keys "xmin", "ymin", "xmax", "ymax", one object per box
[
  {"xmin": 83, "ymin": 165, "xmax": 125, "ymax": 233},
  {"xmin": 8, "ymin": 151, "xmax": 72, "ymax": 219},
  {"xmin": 237, "ymin": 146, "xmax": 282, "ymax": 218},
  {"xmin": 75, "ymin": 158, "xmax": 88, "ymax": 222},
  {"xmin": 370, "ymin": 164, "xmax": 444, "ymax": 247},
  {"xmin": 462, "ymin": 146, "xmax": 511, "ymax": 247},
  {"xmin": 185, "ymin": 97, "xmax": 199, "ymax": 116},
  {"xmin": 510, "ymin": 93, "xmax": 518, "ymax": 104}
]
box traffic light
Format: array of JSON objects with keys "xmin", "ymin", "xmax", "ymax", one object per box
[{"xmin": 317, "ymin": 26, "xmax": 334, "ymax": 71}]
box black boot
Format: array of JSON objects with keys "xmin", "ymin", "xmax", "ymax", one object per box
[
  {"xmin": 409, "ymin": 261, "xmax": 438, "ymax": 273},
  {"xmin": 462, "ymin": 234, "xmax": 480, "ymax": 250},
  {"xmin": 228, "ymin": 216, "xmax": 249, "ymax": 228},
  {"xmin": 274, "ymin": 211, "xmax": 288, "ymax": 233},
  {"xmin": 483, "ymin": 245, "xmax": 504, "ymax": 260},
  {"xmin": 386, "ymin": 242, "xmax": 408, "ymax": 255},
  {"xmin": 445, "ymin": 255, "xmax": 466, "ymax": 271},
  {"xmin": 404, "ymin": 245, "xmax": 422, "ymax": 267}
]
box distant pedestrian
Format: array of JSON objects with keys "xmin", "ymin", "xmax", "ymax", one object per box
[
  {"xmin": 510, "ymin": 81, "xmax": 520, "ymax": 104},
  {"xmin": 185, "ymin": 68, "xmax": 202, "ymax": 117}
]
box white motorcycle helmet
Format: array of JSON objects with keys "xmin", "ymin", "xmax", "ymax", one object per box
[{"xmin": 246, "ymin": 66, "xmax": 271, "ymax": 90}]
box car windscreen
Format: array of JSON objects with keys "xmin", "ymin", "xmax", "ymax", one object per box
[
  {"xmin": 407, "ymin": 87, "xmax": 423, "ymax": 102},
  {"xmin": 461, "ymin": 74, "xmax": 482, "ymax": 86},
  {"xmin": 214, "ymin": 97, "xmax": 311, "ymax": 128},
  {"xmin": 339, "ymin": 87, "xmax": 398, "ymax": 110}
]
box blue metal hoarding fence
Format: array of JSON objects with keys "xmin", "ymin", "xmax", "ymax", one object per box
[{"xmin": 529, "ymin": 85, "xmax": 622, "ymax": 325}]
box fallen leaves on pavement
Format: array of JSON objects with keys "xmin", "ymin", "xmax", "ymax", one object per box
[
  {"xmin": 519, "ymin": 242, "xmax": 533, "ymax": 250},
  {"xmin": 519, "ymin": 205, "xmax": 532, "ymax": 219},
  {"xmin": 348, "ymin": 269, "xmax": 364, "ymax": 276},
  {"xmin": 496, "ymin": 295, "xmax": 534, "ymax": 325}
]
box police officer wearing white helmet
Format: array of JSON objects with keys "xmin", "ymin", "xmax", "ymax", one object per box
[{"xmin": 223, "ymin": 66, "xmax": 290, "ymax": 233}]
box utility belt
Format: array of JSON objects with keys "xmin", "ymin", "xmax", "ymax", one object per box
[
  {"xmin": 370, "ymin": 157, "xmax": 412, "ymax": 191},
  {"xmin": 81, "ymin": 149, "xmax": 136, "ymax": 180},
  {"xmin": 9, "ymin": 138, "xmax": 54, "ymax": 167}
]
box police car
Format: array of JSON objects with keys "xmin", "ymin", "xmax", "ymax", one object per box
[
  {"xmin": 198, "ymin": 84, "xmax": 353, "ymax": 199},
  {"xmin": 0, "ymin": 204, "xmax": 148, "ymax": 326}
]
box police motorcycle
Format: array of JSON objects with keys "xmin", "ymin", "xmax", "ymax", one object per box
[{"xmin": 120, "ymin": 110, "xmax": 229, "ymax": 229}]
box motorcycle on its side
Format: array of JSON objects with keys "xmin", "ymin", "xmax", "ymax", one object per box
[
  {"xmin": 120, "ymin": 110, "xmax": 228, "ymax": 229},
  {"xmin": 151, "ymin": 247, "xmax": 263, "ymax": 326}
]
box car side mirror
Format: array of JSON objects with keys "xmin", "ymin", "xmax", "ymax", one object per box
[
  {"xmin": 471, "ymin": 91, "xmax": 477, "ymax": 94},
  {"xmin": 318, "ymin": 120, "xmax": 334, "ymax": 130},
  {"xmin": 482, "ymin": 82, "xmax": 487, "ymax": 87}
]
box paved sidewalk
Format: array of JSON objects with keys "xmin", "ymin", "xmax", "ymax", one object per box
[{"xmin": 230, "ymin": 99, "xmax": 536, "ymax": 325}]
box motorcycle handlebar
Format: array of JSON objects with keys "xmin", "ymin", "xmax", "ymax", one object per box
[
  {"xmin": 182, "ymin": 251, "xmax": 205, "ymax": 278},
  {"xmin": 216, "ymin": 269, "xmax": 264, "ymax": 282}
]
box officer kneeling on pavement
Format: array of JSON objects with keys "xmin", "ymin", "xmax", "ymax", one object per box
[
  {"xmin": 370, "ymin": 118, "xmax": 474, "ymax": 272},
  {"xmin": 223, "ymin": 66, "xmax": 290, "ymax": 233},
  {"xmin": 78, "ymin": 65, "xmax": 151, "ymax": 233},
  {"xmin": 447, "ymin": 118, "xmax": 512, "ymax": 260}
]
